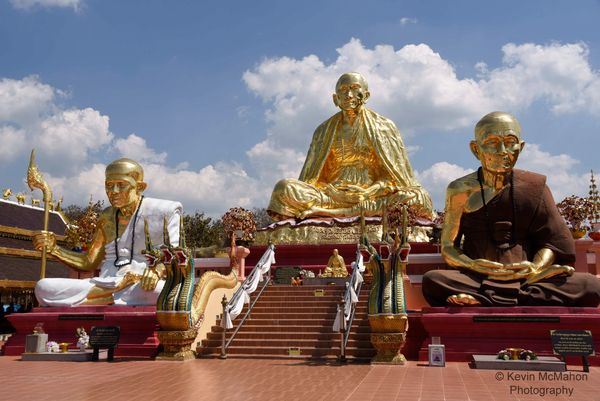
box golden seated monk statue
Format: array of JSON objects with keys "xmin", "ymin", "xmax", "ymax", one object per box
[
  {"xmin": 33, "ymin": 158, "xmax": 182, "ymax": 306},
  {"xmin": 422, "ymin": 111, "xmax": 600, "ymax": 307},
  {"xmin": 320, "ymin": 248, "xmax": 348, "ymax": 278},
  {"xmin": 263, "ymin": 72, "xmax": 432, "ymax": 243}
]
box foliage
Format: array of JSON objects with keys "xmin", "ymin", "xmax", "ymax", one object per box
[
  {"xmin": 386, "ymin": 200, "xmax": 431, "ymax": 230},
  {"xmin": 64, "ymin": 200, "xmax": 104, "ymax": 250},
  {"xmin": 182, "ymin": 212, "xmax": 225, "ymax": 249},
  {"xmin": 589, "ymin": 170, "xmax": 600, "ymax": 224},
  {"xmin": 222, "ymin": 207, "xmax": 256, "ymax": 242},
  {"xmin": 252, "ymin": 207, "xmax": 273, "ymax": 229},
  {"xmin": 556, "ymin": 195, "xmax": 593, "ymax": 230}
]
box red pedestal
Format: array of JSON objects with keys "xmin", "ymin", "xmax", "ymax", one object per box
[
  {"xmin": 4, "ymin": 306, "xmax": 159, "ymax": 358},
  {"xmin": 247, "ymin": 242, "xmax": 441, "ymax": 276},
  {"xmin": 418, "ymin": 306, "xmax": 600, "ymax": 365}
]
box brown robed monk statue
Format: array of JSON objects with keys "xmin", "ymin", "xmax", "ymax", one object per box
[
  {"xmin": 422, "ymin": 111, "xmax": 600, "ymax": 307},
  {"xmin": 267, "ymin": 72, "xmax": 433, "ymax": 221}
]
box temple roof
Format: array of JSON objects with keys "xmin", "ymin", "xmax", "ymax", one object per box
[{"xmin": 0, "ymin": 199, "xmax": 67, "ymax": 235}]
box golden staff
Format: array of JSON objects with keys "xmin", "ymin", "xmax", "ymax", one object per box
[{"xmin": 26, "ymin": 149, "xmax": 52, "ymax": 279}]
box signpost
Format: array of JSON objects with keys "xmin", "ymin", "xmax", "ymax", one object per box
[
  {"xmin": 90, "ymin": 326, "xmax": 120, "ymax": 361},
  {"xmin": 551, "ymin": 330, "xmax": 595, "ymax": 372}
]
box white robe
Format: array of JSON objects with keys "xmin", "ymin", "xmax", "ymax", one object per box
[{"xmin": 35, "ymin": 197, "xmax": 182, "ymax": 307}]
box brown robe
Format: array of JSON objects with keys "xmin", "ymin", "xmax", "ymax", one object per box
[{"xmin": 423, "ymin": 170, "xmax": 600, "ymax": 306}]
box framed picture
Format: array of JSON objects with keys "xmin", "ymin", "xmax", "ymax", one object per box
[{"xmin": 428, "ymin": 344, "xmax": 445, "ymax": 367}]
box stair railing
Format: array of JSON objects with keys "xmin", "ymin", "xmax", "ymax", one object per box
[
  {"xmin": 333, "ymin": 248, "xmax": 365, "ymax": 362},
  {"xmin": 220, "ymin": 244, "xmax": 275, "ymax": 358}
]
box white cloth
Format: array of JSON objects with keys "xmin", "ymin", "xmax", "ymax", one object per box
[
  {"xmin": 35, "ymin": 197, "xmax": 182, "ymax": 307},
  {"xmin": 222, "ymin": 245, "xmax": 275, "ymax": 329},
  {"xmin": 333, "ymin": 251, "xmax": 364, "ymax": 332}
]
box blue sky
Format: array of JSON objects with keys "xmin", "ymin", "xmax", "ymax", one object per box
[{"xmin": 1, "ymin": 0, "xmax": 600, "ymax": 216}]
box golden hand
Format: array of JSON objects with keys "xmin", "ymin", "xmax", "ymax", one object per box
[
  {"xmin": 468, "ymin": 258, "xmax": 513, "ymax": 277},
  {"xmin": 325, "ymin": 184, "xmax": 364, "ymax": 203},
  {"xmin": 140, "ymin": 266, "xmax": 161, "ymax": 291},
  {"xmin": 525, "ymin": 265, "xmax": 574, "ymax": 285},
  {"xmin": 32, "ymin": 230, "xmax": 56, "ymax": 254}
]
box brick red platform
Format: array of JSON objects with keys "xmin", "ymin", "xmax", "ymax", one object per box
[
  {"xmin": 4, "ymin": 306, "xmax": 159, "ymax": 358},
  {"xmin": 246, "ymin": 242, "xmax": 443, "ymax": 276},
  {"xmin": 418, "ymin": 306, "xmax": 600, "ymax": 366}
]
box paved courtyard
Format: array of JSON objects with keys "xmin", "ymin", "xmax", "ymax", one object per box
[{"xmin": 0, "ymin": 356, "xmax": 598, "ymax": 401}]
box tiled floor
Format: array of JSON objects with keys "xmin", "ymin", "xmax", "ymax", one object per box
[{"xmin": 0, "ymin": 356, "xmax": 598, "ymax": 401}]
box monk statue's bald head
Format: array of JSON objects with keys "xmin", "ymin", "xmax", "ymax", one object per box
[
  {"xmin": 333, "ymin": 72, "xmax": 370, "ymax": 111},
  {"xmin": 105, "ymin": 158, "xmax": 145, "ymax": 187},
  {"xmin": 474, "ymin": 111, "xmax": 522, "ymax": 141},
  {"xmin": 105, "ymin": 158, "xmax": 147, "ymax": 210},
  {"xmin": 470, "ymin": 111, "xmax": 525, "ymax": 176}
]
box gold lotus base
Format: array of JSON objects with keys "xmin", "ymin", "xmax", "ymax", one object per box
[
  {"xmin": 157, "ymin": 310, "xmax": 192, "ymax": 331},
  {"xmin": 368, "ymin": 314, "xmax": 408, "ymax": 365},
  {"xmin": 156, "ymin": 328, "xmax": 198, "ymax": 361},
  {"xmin": 255, "ymin": 223, "xmax": 429, "ymax": 245}
]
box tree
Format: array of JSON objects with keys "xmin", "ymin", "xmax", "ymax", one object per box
[
  {"xmin": 252, "ymin": 207, "xmax": 273, "ymax": 229},
  {"xmin": 182, "ymin": 212, "xmax": 225, "ymax": 250}
]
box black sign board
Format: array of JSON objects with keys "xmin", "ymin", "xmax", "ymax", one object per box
[
  {"xmin": 550, "ymin": 329, "xmax": 595, "ymax": 372},
  {"xmin": 474, "ymin": 315, "xmax": 560, "ymax": 323},
  {"xmin": 90, "ymin": 326, "xmax": 120, "ymax": 361},
  {"xmin": 58, "ymin": 314, "xmax": 105, "ymax": 321}
]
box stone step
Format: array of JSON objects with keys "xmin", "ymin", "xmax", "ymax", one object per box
[
  {"xmin": 201, "ymin": 337, "xmax": 373, "ymax": 349},
  {"xmin": 198, "ymin": 345, "xmax": 376, "ymax": 358},
  {"xmin": 249, "ymin": 301, "xmax": 367, "ymax": 308},
  {"xmin": 205, "ymin": 331, "xmax": 371, "ymax": 341},
  {"xmin": 244, "ymin": 305, "xmax": 368, "ymax": 313},
  {"xmin": 210, "ymin": 323, "xmax": 371, "ymax": 333}
]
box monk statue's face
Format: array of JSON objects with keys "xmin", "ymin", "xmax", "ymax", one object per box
[
  {"xmin": 333, "ymin": 73, "xmax": 370, "ymax": 112},
  {"xmin": 105, "ymin": 179, "xmax": 141, "ymax": 209},
  {"xmin": 104, "ymin": 158, "xmax": 147, "ymax": 210},
  {"xmin": 470, "ymin": 112, "xmax": 525, "ymax": 174}
]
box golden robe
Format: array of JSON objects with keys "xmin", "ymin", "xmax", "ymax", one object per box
[{"xmin": 268, "ymin": 108, "xmax": 433, "ymax": 219}]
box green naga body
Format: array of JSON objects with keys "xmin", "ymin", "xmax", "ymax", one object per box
[
  {"xmin": 364, "ymin": 238, "xmax": 407, "ymax": 315},
  {"xmin": 144, "ymin": 216, "xmax": 236, "ymax": 332}
]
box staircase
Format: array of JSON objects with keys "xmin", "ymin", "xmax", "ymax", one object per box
[{"xmin": 198, "ymin": 283, "xmax": 375, "ymax": 360}]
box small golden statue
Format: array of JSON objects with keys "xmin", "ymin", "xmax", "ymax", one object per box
[
  {"xmin": 267, "ymin": 72, "xmax": 432, "ymax": 222},
  {"xmin": 320, "ymin": 249, "xmax": 348, "ymax": 278},
  {"xmin": 2, "ymin": 188, "xmax": 11, "ymax": 200},
  {"xmin": 16, "ymin": 193, "xmax": 26, "ymax": 205},
  {"xmin": 422, "ymin": 111, "xmax": 600, "ymax": 307}
]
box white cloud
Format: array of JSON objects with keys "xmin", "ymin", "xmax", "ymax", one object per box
[
  {"xmin": 37, "ymin": 108, "xmax": 113, "ymax": 173},
  {"xmin": 241, "ymin": 38, "xmax": 600, "ymax": 201},
  {"xmin": 0, "ymin": 126, "xmax": 27, "ymax": 162},
  {"xmin": 10, "ymin": 0, "xmax": 82, "ymax": 10},
  {"xmin": 518, "ymin": 143, "xmax": 588, "ymax": 202},
  {"xmin": 400, "ymin": 17, "xmax": 418, "ymax": 25},
  {"xmin": 0, "ymin": 76, "xmax": 56, "ymax": 126},
  {"xmin": 480, "ymin": 42, "xmax": 600, "ymax": 114},
  {"xmin": 6, "ymin": 39, "xmax": 600, "ymax": 218},
  {"xmin": 114, "ymin": 134, "xmax": 167, "ymax": 164},
  {"xmin": 416, "ymin": 162, "xmax": 472, "ymax": 211}
]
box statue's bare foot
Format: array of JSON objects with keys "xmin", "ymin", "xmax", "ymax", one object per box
[{"xmin": 446, "ymin": 293, "xmax": 481, "ymax": 306}]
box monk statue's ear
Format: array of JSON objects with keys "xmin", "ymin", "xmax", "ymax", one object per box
[
  {"xmin": 137, "ymin": 181, "xmax": 148, "ymax": 192},
  {"xmin": 362, "ymin": 90, "xmax": 370, "ymax": 104},
  {"xmin": 469, "ymin": 140, "xmax": 480, "ymax": 160},
  {"xmin": 332, "ymin": 94, "xmax": 339, "ymax": 107}
]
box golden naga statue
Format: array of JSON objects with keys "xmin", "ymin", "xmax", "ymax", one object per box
[
  {"xmin": 320, "ymin": 248, "xmax": 348, "ymax": 277},
  {"xmin": 422, "ymin": 111, "xmax": 600, "ymax": 307},
  {"xmin": 267, "ymin": 72, "xmax": 433, "ymax": 222}
]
